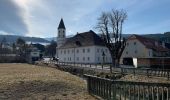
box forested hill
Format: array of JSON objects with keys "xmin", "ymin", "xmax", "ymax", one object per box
[{"xmin": 0, "ymin": 35, "xmax": 50, "ymax": 43}]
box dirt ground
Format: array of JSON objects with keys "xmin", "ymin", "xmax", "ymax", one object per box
[{"xmin": 0, "ymin": 63, "xmax": 97, "ymax": 100}]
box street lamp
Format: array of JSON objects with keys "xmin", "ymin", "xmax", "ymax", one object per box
[{"xmin": 102, "ymin": 51, "xmax": 105, "ymax": 69}]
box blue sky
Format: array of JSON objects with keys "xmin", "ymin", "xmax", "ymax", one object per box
[{"xmin": 0, "ymin": 0, "xmax": 170, "ymax": 38}]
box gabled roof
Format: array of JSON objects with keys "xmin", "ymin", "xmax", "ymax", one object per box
[
  {"xmin": 59, "ymin": 30, "xmax": 105, "ymax": 49},
  {"xmin": 58, "ymin": 18, "xmax": 65, "ymax": 29},
  {"xmin": 128, "ymin": 35, "xmax": 169, "ymax": 52}
]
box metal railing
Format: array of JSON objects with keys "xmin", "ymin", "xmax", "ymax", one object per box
[
  {"xmin": 41, "ymin": 61, "xmax": 170, "ymax": 79},
  {"xmin": 85, "ymin": 74, "xmax": 170, "ymax": 100},
  {"xmin": 42, "ymin": 60, "xmax": 111, "ymax": 70}
]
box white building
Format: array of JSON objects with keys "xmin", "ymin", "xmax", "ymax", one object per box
[
  {"xmin": 56, "ymin": 19, "xmax": 112, "ymax": 64},
  {"xmin": 26, "ymin": 47, "xmax": 40, "ymax": 63},
  {"xmin": 120, "ymin": 35, "xmax": 169, "ymax": 67}
]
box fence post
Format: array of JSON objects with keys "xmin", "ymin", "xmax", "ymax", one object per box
[
  {"xmin": 110, "ymin": 64, "xmax": 112, "ymax": 73},
  {"xmin": 121, "ymin": 68, "xmax": 124, "ymax": 76},
  {"xmin": 168, "ymin": 71, "xmax": 169, "ymax": 80},
  {"xmin": 86, "ymin": 76, "xmax": 91, "ymax": 94},
  {"xmin": 147, "ymin": 69, "xmax": 149, "ymax": 77},
  {"xmin": 133, "ymin": 68, "xmax": 135, "ymax": 75}
]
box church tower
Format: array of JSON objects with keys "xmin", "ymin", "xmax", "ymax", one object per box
[{"xmin": 57, "ymin": 18, "xmax": 66, "ymax": 47}]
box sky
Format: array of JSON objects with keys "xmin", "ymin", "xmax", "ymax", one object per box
[{"xmin": 0, "ymin": 0, "xmax": 170, "ymax": 38}]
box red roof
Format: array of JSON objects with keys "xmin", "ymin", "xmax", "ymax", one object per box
[{"xmin": 128, "ymin": 35, "xmax": 169, "ymax": 52}]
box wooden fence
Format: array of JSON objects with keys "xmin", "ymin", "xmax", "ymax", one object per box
[
  {"xmin": 121, "ymin": 67, "xmax": 170, "ymax": 80},
  {"xmin": 85, "ymin": 74, "xmax": 170, "ymax": 100},
  {"xmin": 42, "ymin": 61, "xmax": 170, "ymax": 79}
]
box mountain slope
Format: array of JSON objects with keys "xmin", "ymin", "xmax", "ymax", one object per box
[{"xmin": 0, "ymin": 35, "xmax": 50, "ymax": 43}]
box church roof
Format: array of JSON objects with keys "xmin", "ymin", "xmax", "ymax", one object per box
[
  {"xmin": 58, "ymin": 18, "xmax": 65, "ymax": 29},
  {"xmin": 59, "ymin": 30, "xmax": 105, "ymax": 49}
]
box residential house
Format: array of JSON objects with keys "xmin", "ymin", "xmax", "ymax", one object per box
[{"xmin": 121, "ymin": 34, "xmax": 170, "ymax": 68}]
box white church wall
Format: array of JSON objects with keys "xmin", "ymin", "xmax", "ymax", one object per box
[
  {"xmin": 94, "ymin": 46, "xmax": 112, "ymax": 64},
  {"xmin": 58, "ymin": 46, "xmax": 112, "ymax": 64}
]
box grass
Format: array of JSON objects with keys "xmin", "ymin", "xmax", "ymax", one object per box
[{"xmin": 0, "ymin": 63, "xmax": 96, "ymax": 100}]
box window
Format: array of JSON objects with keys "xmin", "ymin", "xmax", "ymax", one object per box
[
  {"xmin": 76, "ymin": 49, "xmax": 79, "ymax": 53},
  {"xmin": 87, "ymin": 57, "xmax": 90, "ymax": 61},
  {"xmin": 134, "ymin": 42, "xmax": 136, "ymax": 45},
  {"xmin": 87, "ymin": 48, "xmax": 90, "ymax": 53},
  {"xmin": 83, "ymin": 57, "xmax": 85, "ymax": 61},
  {"xmin": 97, "ymin": 49, "xmax": 99, "ymax": 53},
  {"xmin": 64, "ymin": 50, "xmax": 66, "ymax": 54},
  {"xmin": 126, "ymin": 51, "xmax": 128, "ymax": 54},
  {"xmin": 135, "ymin": 50, "xmax": 137, "ymax": 54},
  {"xmin": 70, "ymin": 57, "xmax": 71, "ymax": 61},
  {"xmin": 68, "ymin": 50, "xmax": 70, "ymax": 54},
  {"xmin": 83, "ymin": 49, "xmax": 85, "ymax": 53}
]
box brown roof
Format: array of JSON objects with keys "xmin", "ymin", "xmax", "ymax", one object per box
[
  {"xmin": 59, "ymin": 30, "xmax": 105, "ymax": 49},
  {"xmin": 128, "ymin": 35, "xmax": 169, "ymax": 52}
]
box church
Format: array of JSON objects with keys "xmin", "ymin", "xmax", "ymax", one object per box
[{"xmin": 56, "ymin": 18, "xmax": 112, "ymax": 64}]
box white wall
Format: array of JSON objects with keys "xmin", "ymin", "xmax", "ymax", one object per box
[
  {"xmin": 94, "ymin": 46, "xmax": 112, "ymax": 63},
  {"xmin": 57, "ymin": 28, "xmax": 66, "ymax": 47},
  {"xmin": 120, "ymin": 39, "xmax": 152, "ymax": 64},
  {"xmin": 58, "ymin": 46, "xmax": 112, "ymax": 64}
]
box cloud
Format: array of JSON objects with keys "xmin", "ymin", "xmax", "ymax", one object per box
[
  {"xmin": 16, "ymin": 0, "xmax": 105, "ymax": 37},
  {"xmin": 0, "ymin": 0, "xmax": 169, "ymax": 37},
  {"xmin": 0, "ymin": 0, "xmax": 28, "ymax": 35}
]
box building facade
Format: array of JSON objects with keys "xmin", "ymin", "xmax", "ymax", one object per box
[
  {"xmin": 56, "ymin": 19, "xmax": 111, "ymax": 64},
  {"xmin": 120, "ymin": 35, "xmax": 169, "ymax": 67}
]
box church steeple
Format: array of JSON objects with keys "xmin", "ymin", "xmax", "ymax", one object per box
[
  {"xmin": 57, "ymin": 18, "xmax": 66, "ymax": 48},
  {"xmin": 58, "ymin": 18, "xmax": 65, "ymax": 29}
]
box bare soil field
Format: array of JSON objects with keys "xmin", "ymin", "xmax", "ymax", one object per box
[{"xmin": 0, "ymin": 63, "xmax": 96, "ymax": 100}]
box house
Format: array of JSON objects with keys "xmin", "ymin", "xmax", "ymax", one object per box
[
  {"xmin": 26, "ymin": 47, "xmax": 40, "ymax": 63},
  {"xmin": 56, "ymin": 19, "xmax": 112, "ymax": 64},
  {"xmin": 121, "ymin": 34, "xmax": 170, "ymax": 68}
]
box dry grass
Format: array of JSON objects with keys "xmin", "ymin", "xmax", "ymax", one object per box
[
  {"xmin": 119, "ymin": 74, "xmax": 170, "ymax": 83},
  {"xmin": 0, "ymin": 63, "xmax": 96, "ymax": 100}
]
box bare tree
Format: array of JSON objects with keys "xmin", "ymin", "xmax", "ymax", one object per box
[{"xmin": 96, "ymin": 9, "xmax": 127, "ymax": 71}]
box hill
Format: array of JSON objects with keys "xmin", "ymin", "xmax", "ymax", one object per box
[{"xmin": 0, "ymin": 35, "xmax": 50, "ymax": 44}]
